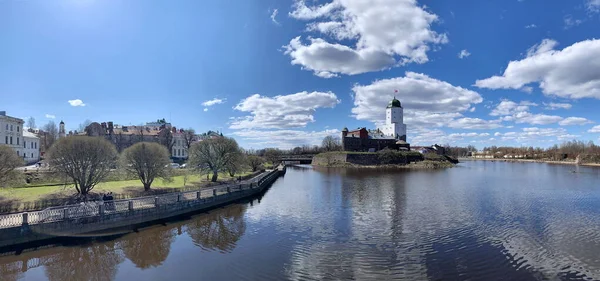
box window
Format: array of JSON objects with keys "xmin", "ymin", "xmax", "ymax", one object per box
[
  {"xmin": 31, "ymin": 153, "xmax": 33, "ymax": 158},
  {"xmin": 17, "ymin": 137, "xmax": 19, "ymax": 145},
  {"xmin": 10, "ymin": 125, "xmax": 13, "ymax": 131},
  {"xmin": 17, "ymin": 126, "xmax": 19, "ymax": 132},
  {"xmin": 5, "ymin": 124, "xmax": 7, "ymax": 130},
  {"xmin": 10, "ymin": 136, "xmax": 12, "ymax": 144},
  {"xmin": 24, "ymin": 141, "xmax": 26, "ymax": 148},
  {"xmin": 35, "ymin": 142, "xmax": 37, "ymax": 149},
  {"xmin": 4, "ymin": 136, "xmax": 7, "ymax": 144}
]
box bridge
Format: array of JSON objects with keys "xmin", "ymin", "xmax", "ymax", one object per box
[{"xmin": 278, "ymin": 155, "xmax": 314, "ymax": 165}]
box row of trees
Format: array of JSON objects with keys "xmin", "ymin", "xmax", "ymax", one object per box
[
  {"xmin": 445, "ymin": 140, "xmax": 600, "ymax": 161},
  {"xmin": 0, "ymin": 135, "xmax": 269, "ymax": 196}
]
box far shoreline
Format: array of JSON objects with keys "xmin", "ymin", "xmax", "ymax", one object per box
[{"xmin": 458, "ymin": 157, "xmax": 600, "ymax": 167}]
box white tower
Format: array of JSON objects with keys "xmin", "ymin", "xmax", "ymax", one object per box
[
  {"xmin": 59, "ymin": 120, "xmax": 66, "ymax": 138},
  {"xmin": 382, "ymin": 97, "xmax": 407, "ymax": 141}
]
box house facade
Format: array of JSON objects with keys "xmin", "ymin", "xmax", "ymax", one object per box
[{"xmin": 0, "ymin": 111, "xmax": 27, "ymax": 163}]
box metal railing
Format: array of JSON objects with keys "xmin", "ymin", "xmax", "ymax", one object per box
[{"xmin": 0, "ymin": 168, "xmax": 283, "ymax": 229}]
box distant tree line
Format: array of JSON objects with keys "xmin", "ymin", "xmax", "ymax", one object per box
[{"xmin": 445, "ymin": 140, "xmax": 600, "ymax": 163}]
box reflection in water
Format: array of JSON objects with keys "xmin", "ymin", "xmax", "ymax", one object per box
[
  {"xmin": 185, "ymin": 204, "xmax": 247, "ymax": 253},
  {"xmin": 3, "ymin": 162, "xmax": 600, "ymax": 280},
  {"xmin": 43, "ymin": 241, "xmax": 124, "ymax": 281},
  {"xmin": 120, "ymin": 226, "xmax": 176, "ymax": 269}
]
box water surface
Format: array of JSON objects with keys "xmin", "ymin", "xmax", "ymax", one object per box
[{"xmin": 2, "ymin": 161, "xmax": 600, "ymax": 281}]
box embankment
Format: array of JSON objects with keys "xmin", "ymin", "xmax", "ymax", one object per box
[
  {"xmin": 0, "ymin": 167, "xmax": 285, "ymax": 252},
  {"xmin": 312, "ymin": 151, "xmax": 455, "ymax": 168}
]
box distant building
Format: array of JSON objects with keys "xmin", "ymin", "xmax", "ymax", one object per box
[
  {"xmin": 0, "ymin": 111, "xmax": 26, "ymax": 162},
  {"xmin": 22, "ymin": 131, "xmax": 40, "ymax": 163},
  {"xmin": 58, "ymin": 120, "xmax": 66, "ymax": 138},
  {"xmin": 341, "ymin": 98, "xmax": 410, "ymax": 152},
  {"xmin": 82, "ymin": 120, "xmax": 199, "ymax": 159}
]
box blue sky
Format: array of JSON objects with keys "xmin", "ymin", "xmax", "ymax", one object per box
[{"xmin": 2, "ymin": 0, "xmax": 600, "ymax": 149}]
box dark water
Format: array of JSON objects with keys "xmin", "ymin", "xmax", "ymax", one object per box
[{"xmin": 2, "ymin": 161, "xmax": 600, "ymax": 281}]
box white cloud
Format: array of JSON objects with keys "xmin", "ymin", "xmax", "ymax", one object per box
[
  {"xmin": 203, "ymin": 108, "xmax": 208, "ymax": 112},
  {"xmin": 588, "ymin": 125, "xmax": 600, "ymax": 133},
  {"xmin": 285, "ymin": 0, "xmax": 448, "ymax": 77},
  {"xmin": 45, "ymin": 114, "xmax": 56, "ymax": 119},
  {"xmin": 588, "ymin": 0, "xmax": 600, "ymax": 12},
  {"xmin": 543, "ymin": 102, "xmax": 572, "ymax": 110},
  {"xmin": 475, "ymin": 39, "xmax": 600, "ymax": 99},
  {"xmin": 558, "ymin": 117, "xmax": 593, "ymax": 126},
  {"xmin": 202, "ymin": 98, "xmax": 226, "ymax": 107},
  {"xmin": 489, "ymin": 99, "xmax": 563, "ymax": 125},
  {"xmin": 458, "ymin": 49, "xmax": 471, "ymax": 59},
  {"xmin": 230, "ymin": 91, "xmax": 339, "ymax": 129},
  {"xmin": 489, "ymin": 100, "xmax": 533, "ymax": 116},
  {"xmin": 68, "ymin": 99, "xmax": 85, "ymax": 107},
  {"xmin": 564, "ymin": 15, "xmax": 583, "ymax": 29},
  {"xmin": 525, "ymin": 24, "xmax": 537, "ymax": 28},
  {"xmin": 351, "ymin": 72, "xmax": 483, "ymax": 129},
  {"xmin": 509, "ymin": 112, "xmax": 563, "ymax": 125},
  {"xmin": 447, "ymin": 118, "xmax": 502, "ymax": 130},
  {"xmin": 410, "ymin": 130, "xmax": 491, "ymax": 146},
  {"xmin": 270, "ymin": 8, "xmax": 280, "ymax": 25},
  {"xmin": 232, "ymin": 129, "xmax": 339, "ymax": 149},
  {"xmin": 496, "ymin": 127, "xmax": 570, "ymax": 142}
]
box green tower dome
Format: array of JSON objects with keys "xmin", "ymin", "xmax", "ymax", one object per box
[{"xmin": 387, "ymin": 97, "xmax": 402, "ymax": 108}]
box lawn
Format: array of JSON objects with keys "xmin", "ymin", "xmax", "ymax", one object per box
[{"xmin": 0, "ymin": 170, "xmax": 254, "ymax": 204}]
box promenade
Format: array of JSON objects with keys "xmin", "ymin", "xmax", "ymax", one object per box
[{"xmin": 0, "ymin": 166, "xmax": 285, "ymax": 250}]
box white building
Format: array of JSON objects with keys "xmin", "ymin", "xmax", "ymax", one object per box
[
  {"xmin": 381, "ymin": 97, "xmax": 407, "ymax": 141},
  {"xmin": 172, "ymin": 133, "xmax": 188, "ymax": 159},
  {"xmin": 0, "ymin": 111, "xmax": 25, "ymax": 163},
  {"xmin": 22, "ymin": 131, "xmax": 40, "ymax": 163}
]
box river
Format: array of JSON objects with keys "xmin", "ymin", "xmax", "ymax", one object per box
[{"xmin": 2, "ymin": 161, "xmax": 600, "ymax": 281}]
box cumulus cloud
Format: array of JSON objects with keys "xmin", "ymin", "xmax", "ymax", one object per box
[
  {"xmin": 45, "ymin": 114, "xmax": 56, "ymax": 119},
  {"xmin": 230, "ymin": 91, "xmax": 339, "ymax": 129},
  {"xmin": 496, "ymin": 127, "xmax": 570, "ymax": 143},
  {"xmin": 68, "ymin": 99, "xmax": 85, "ymax": 107},
  {"xmin": 458, "ymin": 49, "xmax": 471, "ymax": 59},
  {"xmin": 410, "ymin": 129, "xmax": 491, "ymax": 146},
  {"xmin": 447, "ymin": 118, "xmax": 502, "ymax": 129},
  {"xmin": 475, "ymin": 39, "xmax": 600, "ymax": 99},
  {"xmin": 543, "ymin": 102, "xmax": 572, "ymax": 110},
  {"xmin": 588, "ymin": 125, "xmax": 600, "ymax": 133},
  {"xmin": 232, "ymin": 129, "xmax": 339, "ymax": 149},
  {"xmin": 351, "ymin": 72, "xmax": 483, "ymax": 129},
  {"xmin": 525, "ymin": 24, "xmax": 537, "ymax": 29},
  {"xmin": 284, "ymin": 0, "xmax": 448, "ymax": 77},
  {"xmin": 489, "ymin": 99, "xmax": 563, "ymax": 125},
  {"xmin": 558, "ymin": 117, "xmax": 593, "ymax": 126},
  {"xmin": 202, "ymin": 98, "xmax": 226, "ymax": 107}
]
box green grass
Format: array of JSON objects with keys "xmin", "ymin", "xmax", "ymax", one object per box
[{"xmin": 0, "ymin": 170, "xmax": 254, "ymax": 203}]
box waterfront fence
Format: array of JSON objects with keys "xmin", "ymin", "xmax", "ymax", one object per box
[{"xmin": 0, "ymin": 168, "xmax": 282, "ymax": 230}]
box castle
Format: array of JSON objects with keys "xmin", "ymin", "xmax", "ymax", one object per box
[{"xmin": 341, "ymin": 97, "xmax": 410, "ymax": 152}]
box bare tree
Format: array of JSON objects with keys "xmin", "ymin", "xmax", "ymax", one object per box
[
  {"xmin": 226, "ymin": 153, "xmax": 246, "ymax": 177},
  {"xmin": 78, "ymin": 119, "xmax": 92, "ymax": 133},
  {"xmin": 321, "ymin": 136, "xmax": 342, "ymax": 152},
  {"xmin": 0, "ymin": 145, "xmax": 24, "ymax": 184},
  {"xmin": 158, "ymin": 128, "xmax": 174, "ymax": 153},
  {"xmin": 246, "ymin": 155, "xmax": 265, "ymax": 172},
  {"xmin": 26, "ymin": 117, "xmax": 36, "ymax": 131},
  {"xmin": 113, "ymin": 132, "xmax": 128, "ymax": 152},
  {"xmin": 188, "ymin": 137, "xmax": 241, "ymax": 182},
  {"xmin": 263, "ymin": 148, "xmax": 281, "ymax": 167},
  {"xmin": 182, "ymin": 128, "xmax": 196, "ymax": 150},
  {"xmin": 47, "ymin": 136, "xmax": 118, "ymax": 196},
  {"xmin": 120, "ymin": 142, "xmax": 171, "ymax": 191},
  {"xmin": 41, "ymin": 121, "xmax": 58, "ymax": 151}
]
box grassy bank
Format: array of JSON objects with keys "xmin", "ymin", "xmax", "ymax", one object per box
[
  {"xmin": 0, "ymin": 170, "xmax": 257, "ymax": 213},
  {"xmin": 459, "ymin": 158, "xmax": 600, "ymax": 167}
]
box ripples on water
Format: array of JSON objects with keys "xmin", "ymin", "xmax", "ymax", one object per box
[{"xmin": 2, "ymin": 161, "xmax": 600, "ymax": 280}]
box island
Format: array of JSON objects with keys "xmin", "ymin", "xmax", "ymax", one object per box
[{"xmin": 312, "ymin": 97, "xmax": 457, "ymax": 169}]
